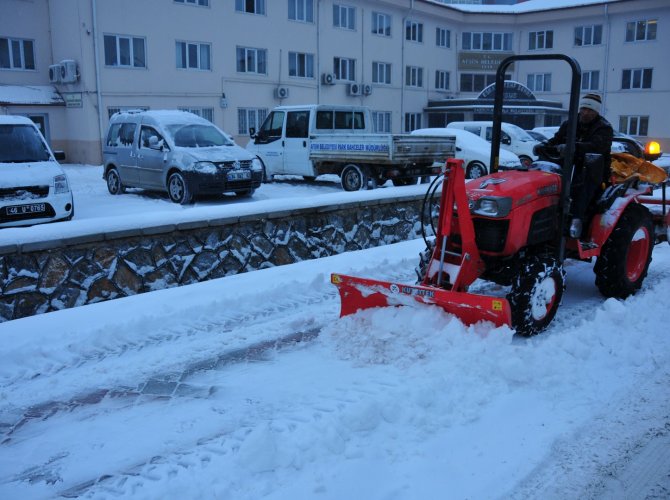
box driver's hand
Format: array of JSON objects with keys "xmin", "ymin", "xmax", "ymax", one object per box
[
  {"xmin": 555, "ymin": 144, "xmax": 566, "ymax": 156},
  {"xmin": 532, "ymin": 141, "xmax": 547, "ymax": 156}
]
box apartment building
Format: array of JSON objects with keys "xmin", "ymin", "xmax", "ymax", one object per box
[{"xmin": 1, "ymin": 0, "xmax": 668, "ymax": 163}]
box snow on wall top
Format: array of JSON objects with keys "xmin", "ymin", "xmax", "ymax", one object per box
[
  {"xmin": 0, "ymin": 85, "xmax": 64, "ymax": 106},
  {"xmin": 425, "ymin": 0, "xmax": 621, "ymax": 14}
]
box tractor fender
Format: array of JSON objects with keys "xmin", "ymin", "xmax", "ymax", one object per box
[{"xmin": 588, "ymin": 187, "xmax": 649, "ymax": 247}]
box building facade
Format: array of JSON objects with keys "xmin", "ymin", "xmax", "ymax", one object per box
[{"xmin": 1, "ymin": 0, "xmax": 668, "ymax": 163}]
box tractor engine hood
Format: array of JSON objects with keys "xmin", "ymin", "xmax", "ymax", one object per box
[{"xmin": 466, "ymin": 170, "xmax": 561, "ymax": 211}]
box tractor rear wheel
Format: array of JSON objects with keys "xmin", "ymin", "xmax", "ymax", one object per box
[
  {"xmin": 508, "ymin": 256, "xmax": 565, "ymax": 336},
  {"xmin": 594, "ymin": 203, "xmax": 653, "ymax": 298}
]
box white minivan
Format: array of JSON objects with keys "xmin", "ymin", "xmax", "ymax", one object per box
[
  {"xmin": 447, "ymin": 121, "xmax": 539, "ymax": 167},
  {"xmin": 0, "ymin": 115, "xmax": 74, "ymax": 228}
]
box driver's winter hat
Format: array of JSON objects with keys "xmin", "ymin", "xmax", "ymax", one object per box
[{"xmin": 579, "ymin": 93, "xmax": 602, "ymax": 114}]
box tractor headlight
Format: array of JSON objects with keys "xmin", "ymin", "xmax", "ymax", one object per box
[
  {"xmin": 251, "ymin": 157, "xmax": 263, "ymax": 172},
  {"xmin": 471, "ymin": 196, "xmax": 513, "ymax": 218},
  {"xmin": 54, "ymin": 174, "xmax": 70, "ymax": 194},
  {"xmin": 193, "ymin": 161, "xmax": 218, "ymax": 174}
]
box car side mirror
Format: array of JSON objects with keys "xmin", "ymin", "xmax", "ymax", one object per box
[
  {"xmin": 249, "ymin": 127, "xmax": 256, "ymax": 138},
  {"xmin": 148, "ymin": 136, "xmax": 161, "ymax": 149},
  {"xmin": 53, "ymin": 150, "xmax": 66, "ymax": 161}
]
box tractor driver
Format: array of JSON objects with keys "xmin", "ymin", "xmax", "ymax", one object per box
[{"xmin": 537, "ymin": 93, "xmax": 614, "ymax": 239}]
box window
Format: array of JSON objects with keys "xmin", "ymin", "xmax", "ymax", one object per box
[
  {"xmin": 236, "ymin": 46, "xmax": 267, "ymax": 74},
  {"xmin": 175, "ymin": 0, "xmax": 209, "ymax": 6},
  {"xmin": 619, "ymin": 115, "xmax": 649, "ymax": 136},
  {"xmin": 529, "ymin": 30, "xmax": 553, "ymax": 50},
  {"xmin": 405, "ymin": 21, "xmax": 423, "ymax": 43},
  {"xmin": 622, "ymin": 68, "xmax": 653, "ymax": 89},
  {"xmin": 236, "ymin": 0, "xmax": 265, "ymax": 14},
  {"xmin": 106, "ymin": 122, "xmax": 137, "ymax": 147},
  {"xmin": 139, "ymin": 126, "xmax": 167, "ymax": 149},
  {"xmin": 405, "ymin": 66, "xmax": 423, "ymax": 87},
  {"xmin": 435, "ymin": 70, "xmax": 449, "ymax": 90},
  {"xmin": 179, "ymin": 107, "xmax": 214, "ymax": 122},
  {"xmin": 372, "ymin": 62, "xmax": 391, "ymax": 84},
  {"xmin": 104, "ymin": 35, "xmax": 146, "ymax": 68},
  {"xmin": 527, "ymin": 73, "xmax": 551, "ymax": 92},
  {"xmin": 289, "ymin": 0, "xmax": 314, "ymax": 23},
  {"xmin": 372, "ymin": 12, "xmax": 391, "ymax": 37},
  {"xmin": 626, "ymin": 19, "xmax": 657, "ymax": 42},
  {"xmin": 316, "ymin": 110, "xmax": 365, "ymax": 130},
  {"xmin": 0, "ymin": 37, "xmax": 35, "ymax": 70},
  {"xmin": 436, "ymin": 27, "xmax": 450, "ymax": 48},
  {"xmin": 334, "ymin": 57, "xmax": 355, "ymax": 81},
  {"xmin": 459, "ymin": 73, "xmax": 504, "ymax": 92},
  {"xmin": 372, "ymin": 111, "xmax": 392, "ymax": 133},
  {"xmin": 581, "ymin": 70, "xmax": 600, "ymax": 91},
  {"xmin": 404, "ymin": 113, "xmax": 421, "ymax": 132},
  {"xmin": 238, "ymin": 107, "xmax": 268, "ymax": 135},
  {"xmin": 574, "ymin": 24, "xmax": 602, "ymax": 46},
  {"xmin": 333, "ymin": 4, "xmax": 355, "ymax": 30},
  {"xmin": 462, "ymin": 32, "xmax": 513, "ymax": 51},
  {"xmin": 289, "ymin": 51, "xmax": 314, "ymax": 78},
  {"xmin": 176, "ymin": 41, "xmax": 211, "ymax": 70}
]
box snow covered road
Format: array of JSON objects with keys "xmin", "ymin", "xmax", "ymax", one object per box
[{"xmin": 1, "ymin": 239, "xmax": 669, "ymax": 499}]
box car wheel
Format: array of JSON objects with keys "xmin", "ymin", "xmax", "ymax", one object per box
[
  {"xmin": 106, "ymin": 167, "xmax": 125, "ymax": 195},
  {"xmin": 167, "ymin": 171, "xmax": 193, "ymax": 204},
  {"xmin": 465, "ymin": 161, "xmax": 487, "ymax": 179}
]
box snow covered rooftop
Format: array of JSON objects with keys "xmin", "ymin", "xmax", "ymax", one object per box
[
  {"xmin": 426, "ymin": 0, "xmax": 620, "ymax": 14},
  {"xmin": 0, "ymin": 84, "xmax": 64, "ymax": 106}
]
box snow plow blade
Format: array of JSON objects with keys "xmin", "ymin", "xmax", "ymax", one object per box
[{"xmin": 331, "ymin": 273, "xmax": 512, "ymax": 328}]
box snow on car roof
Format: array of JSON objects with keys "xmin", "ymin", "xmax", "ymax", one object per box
[
  {"xmin": 0, "ymin": 115, "xmax": 36, "ymax": 125},
  {"xmin": 412, "ymin": 128, "xmax": 520, "ymax": 162}
]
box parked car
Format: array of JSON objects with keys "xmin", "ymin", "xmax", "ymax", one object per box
[
  {"xmin": 525, "ymin": 130, "xmax": 549, "ymax": 142},
  {"xmin": 447, "ymin": 121, "xmax": 539, "ymax": 167},
  {"xmin": 103, "ymin": 110, "xmax": 262, "ymax": 204},
  {"xmin": 0, "ymin": 115, "xmax": 73, "ymax": 228},
  {"xmin": 411, "ymin": 128, "xmax": 521, "ymax": 178}
]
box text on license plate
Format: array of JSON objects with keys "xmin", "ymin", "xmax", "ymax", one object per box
[
  {"xmin": 227, "ymin": 169, "xmax": 251, "ymax": 181},
  {"xmin": 6, "ymin": 203, "xmax": 46, "ymax": 216}
]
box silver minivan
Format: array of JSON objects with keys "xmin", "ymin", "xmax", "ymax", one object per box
[{"xmin": 103, "ymin": 110, "xmax": 263, "ymax": 204}]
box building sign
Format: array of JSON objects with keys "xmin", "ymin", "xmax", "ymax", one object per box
[
  {"xmin": 63, "ymin": 92, "xmax": 83, "ymax": 108},
  {"xmin": 458, "ymin": 52, "xmax": 514, "ymax": 71},
  {"xmin": 472, "ymin": 106, "xmax": 537, "ymax": 115},
  {"xmin": 478, "ymin": 80, "xmax": 536, "ymax": 101}
]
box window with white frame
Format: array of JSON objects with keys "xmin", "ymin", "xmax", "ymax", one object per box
[
  {"xmin": 289, "ymin": 51, "xmax": 314, "ymax": 78},
  {"xmin": 529, "ymin": 30, "xmax": 553, "ymax": 50},
  {"xmin": 104, "ymin": 34, "xmax": 146, "ymax": 68},
  {"xmin": 405, "ymin": 66, "xmax": 423, "ymax": 87},
  {"xmin": 235, "ymin": 0, "xmax": 265, "ymax": 14},
  {"xmin": 460, "ymin": 73, "xmax": 506, "ymax": 92},
  {"xmin": 435, "ymin": 70, "xmax": 449, "ymax": 90},
  {"xmin": 405, "ymin": 21, "xmax": 423, "ymax": 43},
  {"xmin": 581, "ymin": 70, "xmax": 600, "ymax": 91},
  {"xmin": 574, "ymin": 24, "xmax": 602, "ymax": 46},
  {"xmin": 372, "ymin": 12, "xmax": 391, "ymax": 37},
  {"xmin": 626, "ymin": 19, "xmax": 657, "ymax": 42},
  {"xmin": 372, "ymin": 62, "xmax": 391, "ymax": 84},
  {"xmin": 236, "ymin": 46, "xmax": 267, "ymax": 74},
  {"xmin": 176, "ymin": 41, "xmax": 211, "ymax": 70},
  {"xmin": 622, "ymin": 68, "xmax": 653, "ymax": 89},
  {"xmin": 436, "ymin": 27, "xmax": 450, "ymax": 48},
  {"xmin": 404, "ymin": 113, "xmax": 422, "ymax": 132},
  {"xmin": 619, "ymin": 115, "xmax": 649, "ymax": 136},
  {"xmin": 289, "ymin": 0, "xmax": 314, "ymax": 23},
  {"xmin": 372, "ymin": 111, "xmax": 392, "ymax": 133},
  {"xmin": 175, "ymin": 0, "xmax": 209, "ymax": 6},
  {"xmin": 527, "ymin": 73, "xmax": 551, "ymax": 92},
  {"xmin": 462, "ymin": 32, "xmax": 513, "ymax": 51},
  {"xmin": 333, "ymin": 4, "xmax": 355, "ymax": 30},
  {"xmin": 179, "ymin": 107, "xmax": 214, "ymax": 122},
  {"xmin": 0, "ymin": 37, "xmax": 35, "ymax": 70},
  {"xmin": 334, "ymin": 57, "xmax": 355, "ymax": 81},
  {"xmin": 238, "ymin": 107, "xmax": 268, "ymax": 135}
]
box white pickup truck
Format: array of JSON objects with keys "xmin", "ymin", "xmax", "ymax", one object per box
[{"xmin": 246, "ymin": 105, "xmax": 455, "ymax": 191}]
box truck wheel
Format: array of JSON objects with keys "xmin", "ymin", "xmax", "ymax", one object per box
[
  {"xmin": 106, "ymin": 167, "xmax": 126, "ymax": 195},
  {"xmin": 341, "ymin": 164, "xmax": 368, "ymax": 191},
  {"xmin": 466, "ymin": 161, "xmax": 487, "ymax": 179},
  {"xmin": 167, "ymin": 171, "xmax": 193, "ymax": 204},
  {"xmin": 594, "ymin": 203, "xmax": 653, "ymax": 298},
  {"xmin": 508, "ymin": 256, "xmax": 565, "ymax": 336}
]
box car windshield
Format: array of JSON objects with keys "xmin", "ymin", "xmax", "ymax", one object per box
[
  {"xmin": 506, "ymin": 124, "xmax": 536, "ymax": 141},
  {"xmin": 0, "ymin": 124, "xmax": 51, "ymax": 163},
  {"xmin": 166, "ymin": 124, "xmax": 233, "ymax": 148}
]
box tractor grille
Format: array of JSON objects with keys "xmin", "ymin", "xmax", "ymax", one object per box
[
  {"xmin": 473, "ymin": 219, "xmax": 509, "ymax": 253},
  {"xmin": 527, "ymin": 206, "xmax": 558, "ymax": 246}
]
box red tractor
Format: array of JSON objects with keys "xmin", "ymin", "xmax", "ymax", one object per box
[{"xmin": 332, "ymin": 54, "xmax": 669, "ymax": 336}]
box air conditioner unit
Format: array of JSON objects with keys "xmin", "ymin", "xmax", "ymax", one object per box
[
  {"xmin": 60, "ymin": 59, "xmax": 79, "ymax": 83},
  {"xmin": 49, "ymin": 64, "xmax": 63, "ymax": 83},
  {"xmin": 321, "ymin": 73, "xmax": 336, "ymax": 85},
  {"xmin": 274, "ymin": 86, "xmax": 289, "ymax": 99},
  {"xmin": 362, "ymin": 84, "xmax": 373, "ymax": 96},
  {"xmin": 347, "ymin": 83, "xmax": 361, "ymax": 96}
]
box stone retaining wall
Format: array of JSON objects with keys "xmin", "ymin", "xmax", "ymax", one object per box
[{"xmin": 0, "ymin": 194, "xmax": 428, "ymax": 322}]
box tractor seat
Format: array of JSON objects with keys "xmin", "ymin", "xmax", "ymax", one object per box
[{"xmin": 594, "ymin": 174, "xmax": 640, "ymax": 213}]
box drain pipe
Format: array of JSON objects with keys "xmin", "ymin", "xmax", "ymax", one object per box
[
  {"xmin": 602, "ymin": 4, "xmax": 611, "ymax": 116},
  {"xmin": 91, "ymin": 0, "xmax": 104, "ymax": 152}
]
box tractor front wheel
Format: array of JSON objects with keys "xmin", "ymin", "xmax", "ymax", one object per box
[
  {"xmin": 508, "ymin": 256, "xmax": 565, "ymax": 336},
  {"xmin": 594, "ymin": 203, "xmax": 653, "ymax": 298}
]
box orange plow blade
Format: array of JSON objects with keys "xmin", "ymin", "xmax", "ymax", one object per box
[{"xmin": 331, "ymin": 273, "xmax": 512, "ymax": 328}]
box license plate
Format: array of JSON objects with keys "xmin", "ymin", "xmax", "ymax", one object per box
[
  {"xmin": 227, "ymin": 169, "xmax": 251, "ymax": 181},
  {"xmin": 5, "ymin": 203, "xmax": 46, "ymax": 216}
]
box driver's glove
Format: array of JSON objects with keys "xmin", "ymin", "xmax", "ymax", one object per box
[
  {"xmin": 555, "ymin": 144, "xmax": 567, "ymax": 156},
  {"xmin": 532, "ymin": 141, "xmax": 547, "ymax": 156}
]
